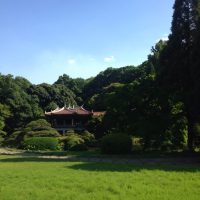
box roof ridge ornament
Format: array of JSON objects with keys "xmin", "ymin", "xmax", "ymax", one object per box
[{"xmin": 55, "ymin": 107, "xmax": 60, "ymax": 111}]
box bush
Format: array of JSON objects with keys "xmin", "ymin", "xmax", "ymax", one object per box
[
  {"xmin": 80, "ymin": 130, "xmax": 96, "ymax": 146},
  {"xmin": 21, "ymin": 137, "xmax": 59, "ymax": 151},
  {"xmin": 26, "ymin": 119, "xmax": 52, "ymax": 130},
  {"xmin": 5, "ymin": 119, "xmax": 60, "ymax": 147},
  {"xmin": 25, "ymin": 119, "xmax": 60, "ymax": 138},
  {"xmin": 26, "ymin": 130, "xmax": 60, "ymax": 137},
  {"xmin": 58, "ymin": 131, "xmax": 96, "ymax": 151},
  {"xmin": 62, "ymin": 134, "xmax": 85, "ymax": 151},
  {"xmin": 4, "ymin": 130, "xmax": 24, "ymax": 147},
  {"xmin": 101, "ymin": 133, "xmax": 132, "ymax": 154}
]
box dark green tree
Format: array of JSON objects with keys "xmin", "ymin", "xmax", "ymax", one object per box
[
  {"xmin": 158, "ymin": 0, "xmax": 200, "ymax": 150},
  {"xmin": 0, "ymin": 103, "xmax": 11, "ymax": 131}
]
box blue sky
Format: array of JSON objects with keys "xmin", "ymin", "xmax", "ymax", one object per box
[{"xmin": 0, "ymin": 0, "xmax": 174, "ymax": 84}]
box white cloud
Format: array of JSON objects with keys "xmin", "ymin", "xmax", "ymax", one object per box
[
  {"xmin": 68, "ymin": 59, "xmax": 76, "ymax": 65},
  {"xmin": 104, "ymin": 56, "xmax": 115, "ymax": 62}
]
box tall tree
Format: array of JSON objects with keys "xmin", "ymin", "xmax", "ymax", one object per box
[{"xmin": 158, "ymin": 0, "xmax": 200, "ymax": 150}]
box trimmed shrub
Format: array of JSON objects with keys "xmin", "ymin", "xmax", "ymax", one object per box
[
  {"xmin": 101, "ymin": 133, "xmax": 132, "ymax": 154},
  {"xmin": 5, "ymin": 119, "xmax": 60, "ymax": 147},
  {"xmin": 26, "ymin": 129, "xmax": 60, "ymax": 137},
  {"xmin": 21, "ymin": 137, "xmax": 59, "ymax": 151},
  {"xmin": 26, "ymin": 119, "xmax": 52, "ymax": 130},
  {"xmin": 64, "ymin": 135, "xmax": 85, "ymax": 150},
  {"xmin": 59, "ymin": 131, "xmax": 96, "ymax": 151},
  {"xmin": 80, "ymin": 130, "xmax": 96, "ymax": 146},
  {"xmin": 59, "ymin": 133, "xmax": 87, "ymax": 151},
  {"xmin": 24, "ymin": 119, "xmax": 60, "ymax": 138}
]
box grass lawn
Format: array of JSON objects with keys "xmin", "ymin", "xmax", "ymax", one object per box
[{"xmin": 0, "ymin": 155, "xmax": 200, "ymax": 200}]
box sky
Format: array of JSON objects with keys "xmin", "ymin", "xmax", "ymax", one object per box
[{"xmin": 0, "ymin": 0, "xmax": 174, "ymax": 84}]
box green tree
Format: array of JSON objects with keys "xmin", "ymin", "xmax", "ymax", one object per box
[
  {"xmin": 54, "ymin": 74, "xmax": 86, "ymax": 104},
  {"xmin": 158, "ymin": 0, "xmax": 200, "ymax": 150},
  {"xmin": 0, "ymin": 103, "xmax": 11, "ymax": 130}
]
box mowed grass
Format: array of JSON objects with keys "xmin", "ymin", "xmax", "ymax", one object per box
[{"xmin": 0, "ymin": 155, "xmax": 200, "ymax": 200}]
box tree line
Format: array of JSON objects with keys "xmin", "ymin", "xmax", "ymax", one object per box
[{"xmin": 0, "ymin": 0, "xmax": 200, "ymax": 151}]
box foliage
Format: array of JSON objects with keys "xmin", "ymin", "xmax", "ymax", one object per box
[
  {"xmin": 83, "ymin": 66, "xmax": 148, "ymax": 109},
  {"xmin": 25, "ymin": 119, "xmax": 52, "ymax": 130},
  {"xmin": 156, "ymin": 0, "xmax": 200, "ymax": 150},
  {"xmin": 0, "ymin": 130, "xmax": 7, "ymax": 145},
  {"xmin": 5, "ymin": 119, "xmax": 60, "ymax": 147},
  {"xmin": 21, "ymin": 137, "xmax": 59, "ymax": 151},
  {"xmin": 194, "ymin": 123, "xmax": 200, "ymax": 136},
  {"xmin": 25, "ymin": 130, "xmax": 60, "ymax": 138},
  {"xmin": 24, "ymin": 119, "xmax": 60, "ymax": 138},
  {"xmin": 59, "ymin": 131, "xmax": 95, "ymax": 151},
  {"xmin": 101, "ymin": 133, "xmax": 132, "ymax": 154},
  {"xmin": 0, "ymin": 74, "xmax": 43, "ymax": 131},
  {"xmin": 27, "ymin": 83, "xmax": 76, "ymax": 111},
  {"xmin": 0, "ymin": 103, "xmax": 11, "ymax": 130},
  {"xmin": 0, "ymin": 130, "xmax": 7, "ymax": 137},
  {"xmin": 54, "ymin": 74, "xmax": 86, "ymax": 104},
  {"xmin": 62, "ymin": 134, "xmax": 85, "ymax": 151},
  {"xmin": 79, "ymin": 130, "xmax": 96, "ymax": 147},
  {"xmin": 86, "ymin": 116, "xmax": 106, "ymax": 139},
  {"xmin": 4, "ymin": 130, "xmax": 24, "ymax": 147},
  {"xmin": 1, "ymin": 0, "xmax": 200, "ymax": 152}
]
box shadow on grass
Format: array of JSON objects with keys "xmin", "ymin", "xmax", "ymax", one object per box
[
  {"xmin": 67, "ymin": 160, "xmax": 200, "ymax": 172},
  {"xmin": 21, "ymin": 149, "xmax": 200, "ymax": 159},
  {"xmin": 19, "ymin": 150, "xmax": 101, "ymax": 157},
  {"xmin": 0, "ymin": 156, "xmax": 200, "ymax": 172},
  {"xmin": 68, "ymin": 162, "xmax": 200, "ymax": 172},
  {"xmin": 0, "ymin": 156, "xmax": 67, "ymax": 162}
]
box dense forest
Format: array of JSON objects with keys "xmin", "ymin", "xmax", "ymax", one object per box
[{"xmin": 1, "ymin": 0, "xmax": 200, "ymax": 152}]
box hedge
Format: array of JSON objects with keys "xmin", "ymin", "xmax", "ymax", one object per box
[{"xmin": 22, "ymin": 137, "xmax": 59, "ymax": 151}]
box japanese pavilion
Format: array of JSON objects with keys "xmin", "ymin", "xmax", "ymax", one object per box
[{"xmin": 45, "ymin": 105, "xmax": 105, "ymax": 134}]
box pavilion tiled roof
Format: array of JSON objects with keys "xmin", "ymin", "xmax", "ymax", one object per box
[{"xmin": 45, "ymin": 106, "xmax": 92, "ymax": 116}]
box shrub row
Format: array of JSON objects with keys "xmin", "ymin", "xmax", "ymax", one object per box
[
  {"xmin": 58, "ymin": 130, "xmax": 96, "ymax": 151},
  {"xmin": 21, "ymin": 137, "xmax": 59, "ymax": 151}
]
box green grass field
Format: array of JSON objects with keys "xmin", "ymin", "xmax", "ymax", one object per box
[{"xmin": 0, "ymin": 155, "xmax": 200, "ymax": 200}]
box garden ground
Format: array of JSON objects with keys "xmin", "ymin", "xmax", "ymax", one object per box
[{"xmin": 0, "ymin": 150, "xmax": 200, "ymax": 200}]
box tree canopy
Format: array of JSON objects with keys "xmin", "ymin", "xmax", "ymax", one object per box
[{"xmin": 1, "ymin": 0, "xmax": 200, "ymax": 151}]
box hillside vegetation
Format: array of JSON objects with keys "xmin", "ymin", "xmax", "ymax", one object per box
[{"xmin": 1, "ymin": 0, "xmax": 200, "ymax": 152}]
